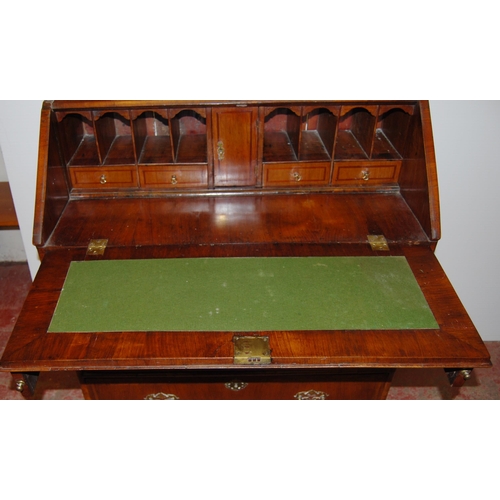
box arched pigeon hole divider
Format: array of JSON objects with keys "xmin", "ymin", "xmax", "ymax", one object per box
[
  {"xmin": 300, "ymin": 107, "xmax": 339, "ymax": 161},
  {"xmin": 374, "ymin": 105, "xmax": 415, "ymax": 160},
  {"xmin": 93, "ymin": 110, "xmax": 136, "ymax": 165},
  {"xmin": 263, "ymin": 107, "xmax": 301, "ymax": 162},
  {"xmin": 335, "ymin": 106, "xmax": 377, "ymax": 160},
  {"xmin": 132, "ymin": 110, "xmax": 173, "ymax": 164},
  {"xmin": 56, "ymin": 111, "xmax": 99, "ymax": 166},
  {"xmin": 169, "ymin": 109, "xmax": 208, "ymax": 164}
]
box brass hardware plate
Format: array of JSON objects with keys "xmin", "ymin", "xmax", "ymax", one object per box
[
  {"xmin": 144, "ymin": 393, "xmax": 180, "ymax": 400},
  {"xmin": 217, "ymin": 141, "xmax": 225, "ymax": 161},
  {"xmin": 367, "ymin": 235, "xmax": 389, "ymax": 252},
  {"xmin": 87, "ymin": 239, "xmax": 108, "ymax": 256},
  {"xmin": 225, "ymin": 380, "xmax": 249, "ymax": 392},
  {"xmin": 233, "ymin": 336, "xmax": 271, "ymax": 365},
  {"xmin": 294, "ymin": 390, "xmax": 329, "ymax": 400}
]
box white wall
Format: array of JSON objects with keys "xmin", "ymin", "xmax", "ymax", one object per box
[
  {"xmin": 431, "ymin": 101, "xmax": 500, "ymax": 342},
  {"xmin": 0, "ymin": 101, "xmax": 42, "ymax": 271},
  {"xmin": 0, "ymin": 100, "xmax": 499, "ymax": 341}
]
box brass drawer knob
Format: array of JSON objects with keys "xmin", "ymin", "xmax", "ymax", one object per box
[
  {"xmin": 171, "ymin": 175, "xmax": 178, "ymax": 185},
  {"xmin": 16, "ymin": 380, "xmax": 26, "ymax": 393},
  {"xmin": 294, "ymin": 390, "xmax": 329, "ymax": 400},
  {"xmin": 293, "ymin": 172, "xmax": 302, "ymax": 182},
  {"xmin": 361, "ymin": 170, "xmax": 370, "ymax": 181},
  {"xmin": 100, "ymin": 174, "xmax": 107, "ymax": 184},
  {"xmin": 225, "ymin": 380, "xmax": 249, "ymax": 392},
  {"xmin": 144, "ymin": 392, "xmax": 179, "ymax": 400}
]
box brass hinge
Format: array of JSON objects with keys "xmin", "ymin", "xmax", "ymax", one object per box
[
  {"xmin": 233, "ymin": 336, "xmax": 271, "ymax": 365},
  {"xmin": 367, "ymin": 235, "xmax": 389, "ymax": 252},
  {"xmin": 87, "ymin": 239, "xmax": 108, "ymax": 256}
]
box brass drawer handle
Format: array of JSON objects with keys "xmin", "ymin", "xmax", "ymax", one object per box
[
  {"xmin": 361, "ymin": 170, "xmax": 370, "ymax": 181},
  {"xmin": 217, "ymin": 141, "xmax": 225, "ymax": 161},
  {"xmin": 225, "ymin": 380, "xmax": 249, "ymax": 392},
  {"xmin": 293, "ymin": 172, "xmax": 302, "ymax": 182},
  {"xmin": 171, "ymin": 175, "xmax": 178, "ymax": 185},
  {"xmin": 100, "ymin": 174, "xmax": 107, "ymax": 184},
  {"xmin": 294, "ymin": 390, "xmax": 329, "ymax": 400},
  {"xmin": 144, "ymin": 393, "xmax": 179, "ymax": 400},
  {"xmin": 16, "ymin": 380, "xmax": 26, "ymax": 393}
]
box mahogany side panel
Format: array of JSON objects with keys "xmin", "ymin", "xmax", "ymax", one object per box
[
  {"xmin": 32, "ymin": 103, "xmax": 70, "ymax": 250},
  {"xmin": 399, "ymin": 101, "xmax": 441, "ymax": 242}
]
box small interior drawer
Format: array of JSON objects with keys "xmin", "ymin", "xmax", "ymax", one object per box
[
  {"xmin": 333, "ymin": 161, "xmax": 401, "ymax": 185},
  {"xmin": 263, "ymin": 162, "xmax": 331, "ymax": 187},
  {"xmin": 69, "ymin": 166, "xmax": 138, "ymax": 189},
  {"xmin": 139, "ymin": 164, "xmax": 208, "ymax": 189}
]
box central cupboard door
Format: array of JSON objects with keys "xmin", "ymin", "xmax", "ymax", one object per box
[{"xmin": 212, "ymin": 107, "xmax": 259, "ymax": 187}]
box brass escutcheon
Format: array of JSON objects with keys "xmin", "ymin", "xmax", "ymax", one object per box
[
  {"xmin": 217, "ymin": 141, "xmax": 225, "ymax": 161},
  {"xmin": 294, "ymin": 390, "xmax": 329, "ymax": 400},
  {"xmin": 233, "ymin": 336, "xmax": 271, "ymax": 365},
  {"xmin": 144, "ymin": 393, "xmax": 180, "ymax": 400},
  {"xmin": 225, "ymin": 380, "xmax": 249, "ymax": 392}
]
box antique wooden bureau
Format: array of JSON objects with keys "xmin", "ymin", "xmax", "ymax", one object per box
[{"xmin": 0, "ymin": 100, "xmax": 491, "ymax": 400}]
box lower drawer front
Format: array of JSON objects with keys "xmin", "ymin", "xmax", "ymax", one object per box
[
  {"xmin": 69, "ymin": 166, "xmax": 138, "ymax": 189},
  {"xmin": 81, "ymin": 369, "xmax": 394, "ymax": 400},
  {"xmin": 139, "ymin": 164, "xmax": 208, "ymax": 189},
  {"xmin": 263, "ymin": 162, "xmax": 331, "ymax": 187}
]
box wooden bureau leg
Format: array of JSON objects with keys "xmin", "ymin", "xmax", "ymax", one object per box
[
  {"xmin": 445, "ymin": 368, "xmax": 473, "ymax": 387},
  {"xmin": 12, "ymin": 372, "xmax": 39, "ymax": 399}
]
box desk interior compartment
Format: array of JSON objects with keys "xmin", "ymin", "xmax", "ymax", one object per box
[
  {"xmin": 133, "ymin": 109, "xmax": 173, "ymax": 164},
  {"xmin": 94, "ymin": 110, "xmax": 136, "ymax": 166},
  {"xmin": 170, "ymin": 108, "xmax": 208, "ymax": 164},
  {"xmin": 56, "ymin": 111, "xmax": 100, "ymax": 167},
  {"xmin": 335, "ymin": 106, "xmax": 377, "ymax": 160},
  {"xmin": 263, "ymin": 107, "xmax": 301, "ymax": 162},
  {"xmin": 299, "ymin": 106, "xmax": 339, "ymax": 162}
]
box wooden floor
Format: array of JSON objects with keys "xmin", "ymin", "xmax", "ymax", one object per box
[{"xmin": 1, "ymin": 261, "xmax": 499, "ymax": 400}]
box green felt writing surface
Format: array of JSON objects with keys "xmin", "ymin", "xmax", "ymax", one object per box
[{"xmin": 48, "ymin": 257, "xmax": 439, "ymax": 333}]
